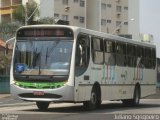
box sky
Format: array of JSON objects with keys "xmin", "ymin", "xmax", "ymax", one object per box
[{"xmin": 140, "ymin": 0, "xmax": 160, "ymax": 57}]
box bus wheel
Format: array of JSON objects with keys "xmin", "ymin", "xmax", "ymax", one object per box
[
  {"xmin": 36, "ymin": 101, "xmax": 50, "ymax": 110},
  {"xmin": 122, "ymin": 86, "xmax": 140, "ymax": 106},
  {"xmin": 132, "ymin": 86, "xmax": 140, "ymax": 106},
  {"xmin": 83, "ymin": 87, "xmax": 97, "ymax": 110}
]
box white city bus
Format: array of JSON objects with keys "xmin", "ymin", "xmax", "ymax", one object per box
[{"xmin": 10, "ymin": 25, "xmax": 157, "ymax": 110}]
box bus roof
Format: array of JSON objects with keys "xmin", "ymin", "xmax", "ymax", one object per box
[{"xmin": 17, "ymin": 25, "xmax": 156, "ymax": 48}]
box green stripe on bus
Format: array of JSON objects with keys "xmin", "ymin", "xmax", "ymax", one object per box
[{"xmin": 14, "ymin": 81, "xmax": 66, "ymax": 89}]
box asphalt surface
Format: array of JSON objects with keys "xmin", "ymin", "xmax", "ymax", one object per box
[{"xmin": 0, "ymin": 88, "xmax": 159, "ymax": 107}]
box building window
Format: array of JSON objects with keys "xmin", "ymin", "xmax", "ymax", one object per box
[
  {"xmin": 74, "ymin": 16, "xmax": 79, "ymax": 20},
  {"xmin": 101, "ymin": 19, "xmax": 106, "ymax": 26},
  {"xmin": 79, "ymin": 17, "xmax": 85, "ymax": 23},
  {"xmin": 62, "ymin": 0, "xmax": 68, "ymax": 5},
  {"xmin": 101, "ymin": 3, "xmax": 106, "ymax": 10},
  {"xmin": 74, "ymin": 0, "xmax": 79, "ymax": 3},
  {"xmin": 116, "ymin": 6, "xmax": 122, "ymax": 12},
  {"xmin": 12, "ymin": 0, "xmax": 21, "ymax": 5},
  {"xmin": 62, "ymin": 15, "xmax": 68, "ymax": 21},
  {"xmin": 124, "ymin": 7, "xmax": 128, "ymax": 10},
  {"xmin": 80, "ymin": 0, "xmax": 85, "ymax": 7},
  {"xmin": 107, "ymin": 20, "xmax": 111, "ymax": 23},
  {"xmin": 124, "ymin": 22, "xmax": 128, "ymax": 25},
  {"xmin": 116, "ymin": 21, "xmax": 121, "ymax": 26},
  {"xmin": 107, "ymin": 4, "xmax": 112, "ymax": 8},
  {"xmin": 54, "ymin": 13, "xmax": 59, "ymax": 18},
  {"xmin": 116, "ymin": 0, "xmax": 120, "ymax": 3}
]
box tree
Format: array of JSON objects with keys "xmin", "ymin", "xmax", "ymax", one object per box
[
  {"xmin": 0, "ymin": 22, "xmax": 20, "ymax": 40},
  {"xmin": 37, "ymin": 17, "xmax": 55, "ymax": 24},
  {"xmin": 26, "ymin": 0, "xmax": 39, "ymax": 25},
  {"xmin": 13, "ymin": 0, "xmax": 39, "ymax": 25},
  {"xmin": 0, "ymin": 22, "xmax": 20, "ymax": 75},
  {"xmin": 12, "ymin": 5, "xmax": 25, "ymax": 24},
  {"xmin": 0, "ymin": 54, "xmax": 9, "ymax": 70}
]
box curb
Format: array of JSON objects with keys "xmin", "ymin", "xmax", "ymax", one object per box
[
  {"xmin": 0, "ymin": 94, "xmax": 11, "ymax": 100},
  {"xmin": 0, "ymin": 102, "xmax": 34, "ymax": 108}
]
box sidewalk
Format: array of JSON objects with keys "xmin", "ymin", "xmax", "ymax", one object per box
[
  {"xmin": 0, "ymin": 94, "xmax": 11, "ymax": 100},
  {"xmin": 145, "ymin": 88, "xmax": 160, "ymax": 99},
  {"xmin": 0, "ymin": 94, "xmax": 34, "ymax": 107}
]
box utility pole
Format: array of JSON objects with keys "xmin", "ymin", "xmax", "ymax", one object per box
[
  {"xmin": 24, "ymin": 0, "xmax": 43, "ymax": 25},
  {"xmin": 112, "ymin": 19, "xmax": 135, "ymax": 35},
  {"xmin": 25, "ymin": 2, "xmax": 28, "ymax": 25}
]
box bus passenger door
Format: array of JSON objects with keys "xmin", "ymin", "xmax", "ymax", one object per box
[{"xmin": 74, "ymin": 34, "xmax": 91, "ymax": 101}]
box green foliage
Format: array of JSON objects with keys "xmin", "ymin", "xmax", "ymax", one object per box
[
  {"xmin": 37, "ymin": 17, "xmax": 55, "ymax": 24},
  {"xmin": 0, "ymin": 22, "xmax": 21, "ymax": 40},
  {"xmin": 0, "ymin": 53, "xmax": 9, "ymax": 70},
  {"xmin": 0, "ymin": 51, "xmax": 12, "ymax": 75},
  {"xmin": 13, "ymin": 5, "xmax": 25, "ymax": 24},
  {"xmin": 26, "ymin": 0, "xmax": 39, "ymax": 25},
  {"xmin": 0, "ymin": 22, "xmax": 19, "ymax": 74}
]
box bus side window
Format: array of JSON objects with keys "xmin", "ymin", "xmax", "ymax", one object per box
[
  {"xmin": 91, "ymin": 37, "xmax": 104, "ymax": 64},
  {"xmin": 104, "ymin": 40, "xmax": 116, "ymax": 65},
  {"xmin": 152, "ymin": 48, "xmax": 156, "ymax": 69},
  {"xmin": 136, "ymin": 46, "xmax": 144, "ymax": 68},
  {"xmin": 144, "ymin": 48, "xmax": 152, "ymax": 69},
  {"xmin": 116, "ymin": 42, "xmax": 127, "ymax": 66},
  {"xmin": 127, "ymin": 44, "xmax": 136, "ymax": 67},
  {"xmin": 75, "ymin": 34, "xmax": 90, "ymax": 76}
]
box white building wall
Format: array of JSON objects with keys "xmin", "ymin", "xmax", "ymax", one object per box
[
  {"xmin": 86, "ymin": 0, "xmax": 101, "ymax": 31},
  {"xmin": 128, "ymin": 0, "xmax": 140, "ymax": 40},
  {"xmin": 40, "ymin": 0, "xmax": 54, "ymax": 18}
]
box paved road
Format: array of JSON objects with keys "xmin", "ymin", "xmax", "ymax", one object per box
[
  {"xmin": 0, "ymin": 88, "xmax": 159, "ymax": 107},
  {"xmin": 0, "ymin": 99, "xmax": 160, "ymax": 120},
  {"xmin": 0, "ymin": 94, "xmax": 31, "ymax": 107},
  {"xmin": 0, "ymin": 89, "xmax": 159, "ymax": 120}
]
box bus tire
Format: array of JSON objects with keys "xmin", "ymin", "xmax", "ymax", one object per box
[
  {"xmin": 36, "ymin": 101, "xmax": 50, "ymax": 110},
  {"xmin": 132, "ymin": 85, "xmax": 140, "ymax": 106},
  {"xmin": 83, "ymin": 87, "xmax": 97, "ymax": 110},
  {"xmin": 122, "ymin": 85, "xmax": 140, "ymax": 106}
]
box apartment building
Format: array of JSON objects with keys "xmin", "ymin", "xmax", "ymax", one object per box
[
  {"xmin": 0, "ymin": 0, "xmax": 22, "ymax": 23},
  {"xmin": 1, "ymin": 0, "xmax": 138, "ymax": 36},
  {"xmin": 40, "ymin": 0, "xmax": 130, "ymax": 35},
  {"xmin": 100, "ymin": 0, "xmax": 128, "ymax": 34},
  {"xmin": 40, "ymin": 0, "xmax": 86, "ymax": 28}
]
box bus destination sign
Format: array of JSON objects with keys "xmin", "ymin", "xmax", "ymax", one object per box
[{"xmin": 17, "ymin": 28, "xmax": 73, "ymax": 38}]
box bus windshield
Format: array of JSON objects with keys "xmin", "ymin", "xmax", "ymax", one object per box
[{"xmin": 14, "ymin": 39, "xmax": 73, "ymax": 77}]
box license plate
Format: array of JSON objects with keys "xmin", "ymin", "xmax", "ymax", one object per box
[{"xmin": 33, "ymin": 91, "xmax": 44, "ymax": 96}]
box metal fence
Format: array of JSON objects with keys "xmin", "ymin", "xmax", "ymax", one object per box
[{"xmin": 0, "ymin": 76, "xmax": 10, "ymax": 94}]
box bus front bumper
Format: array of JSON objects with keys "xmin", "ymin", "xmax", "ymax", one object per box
[{"xmin": 10, "ymin": 84, "xmax": 74, "ymax": 102}]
